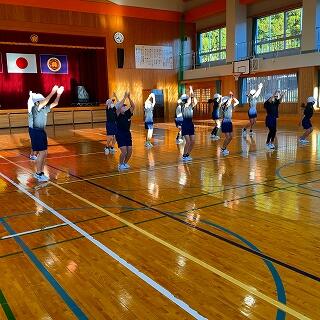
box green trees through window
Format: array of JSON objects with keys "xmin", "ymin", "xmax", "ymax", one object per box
[
  {"xmin": 198, "ymin": 27, "xmax": 226, "ymax": 63},
  {"xmin": 255, "ymin": 8, "xmax": 302, "ymax": 54}
]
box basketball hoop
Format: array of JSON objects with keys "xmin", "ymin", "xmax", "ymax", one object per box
[{"xmin": 233, "ymin": 72, "xmax": 242, "ymax": 81}]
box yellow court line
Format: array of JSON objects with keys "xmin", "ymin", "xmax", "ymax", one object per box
[{"xmin": 0, "ymin": 155, "xmax": 311, "ymax": 320}]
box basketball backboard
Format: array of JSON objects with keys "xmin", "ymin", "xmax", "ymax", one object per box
[{"xmin": 233, "ymin": 59, "xmax": 250, "ymax": 75}]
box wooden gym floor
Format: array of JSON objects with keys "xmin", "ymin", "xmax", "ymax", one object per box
[{"xmin": 0, "ymin": 119, "xmax": 319, "ymax": 320}]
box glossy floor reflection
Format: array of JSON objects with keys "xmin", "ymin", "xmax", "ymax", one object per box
[{"xmin": 0, "ymin": 119, "xmax": 319, "ymax": 319}]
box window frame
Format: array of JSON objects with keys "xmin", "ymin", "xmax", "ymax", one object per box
[
  {"xmin": 253, "ymin": 7, "xmax": 303, "ymax": 56},
  {"xmin": 197, "ymin": 26, "xmax": 227, "ymax": 65},
  {"xmin": 240, "ymin": 73, "xmax": 299, "ymax": 104}
]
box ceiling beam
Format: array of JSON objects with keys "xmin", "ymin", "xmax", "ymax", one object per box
[
  {"xmin": 0, "ymin": 0, "xmax": 182, "ymax": 22},
  {"xmin": 185, "ymin": 0, "xmax": 226, "ymax": 22}
]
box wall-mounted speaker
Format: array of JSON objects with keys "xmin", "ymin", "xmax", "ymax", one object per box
[{"xmin": 117, "ymin": 48, "xmax": 124, "ymax": 68}]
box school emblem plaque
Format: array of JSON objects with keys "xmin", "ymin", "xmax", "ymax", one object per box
[{"xmin": 47, "ymin": 57, "xmax": 61, "ymax": 72}]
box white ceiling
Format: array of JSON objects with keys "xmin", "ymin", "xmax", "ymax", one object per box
[{"xmin": 105, "ymin": 0, "xmax": 213, "ymax": 12}]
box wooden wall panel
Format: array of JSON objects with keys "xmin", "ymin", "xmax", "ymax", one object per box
[{"xmin": 0, "ymin": 3, "xmax": 196, "ymax": 121}]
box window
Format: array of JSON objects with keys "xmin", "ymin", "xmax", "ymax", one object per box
[
  {"xmin": 255, "ymin": 8, "xmax": 302, "ymax": 55},
  {"xmin": 198, "ymin": 27, "xmax": 226, "ymax": 63},
  {"xmin": 241, "ymin": 73, "xmax": 298, "ymax": 103},
  {"xmin": 193, "ymin": 88, "xmax": 213, "ymax": 102}
]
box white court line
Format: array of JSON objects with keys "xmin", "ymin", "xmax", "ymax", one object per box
[
  {"xmin": 1, "ymin": 223, "xmax": 67, "ymax": 239},
  {"xmin": 0, "ymin": 170, "xmax": 206, "ymax": 320}
]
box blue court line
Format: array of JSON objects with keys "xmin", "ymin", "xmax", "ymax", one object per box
[
  {"xmin": 276, "ymin": 160, "xmax": 320, "ymax": 194},
  {"xmin": 174, "ymin": 212, "xmax": 286, "ymax": 320},
  {"xmin": 0, "ymin": 218, "xmax": 88, "ymax": 320}
]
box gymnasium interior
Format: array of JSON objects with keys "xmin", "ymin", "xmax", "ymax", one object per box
[{"xmin": 0, "ymin": 0, "xmax": 319, "ymax": 319}]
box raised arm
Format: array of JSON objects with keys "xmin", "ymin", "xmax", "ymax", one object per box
[
  {"xmin": 113, "ymin": 92, "xmax": 119, "ymax": 102},
  {"xmin": 232, "ymin": 97, "xmax": 239, "ymax": 107},
  {"xmin": 38, "ymin": 85, "xmax": 59, "ymax": 109},
  {"xmin": 50, "ymin": 86, "xmax": 64, "ymax": 109},
  {"xmin": 150, "ymin": 93, "xmax": 156, "ymax": 107},
  {"xmin": 188, "ymin": 86, "xmax": 198, "ymax": 107},
  {"xmin": 253, "ymin": 83, "xmax": 263, "ymax": 98},
  {"xmin": 116, "ymin": 92, "xmax": 127, "ymax": 116},
  {"xmin": 127, "ymin": 92, "xmax": 135, "ymax": 113}
]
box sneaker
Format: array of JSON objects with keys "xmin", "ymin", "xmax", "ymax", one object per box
[
  {"xmin": 104, "ymin": 147, "xmax": 110, "ymax": 155},
  {"xmin": 29, "ymin": 155, "xmax": 37, "ymax": 161},
  {"xmin": 109, "ymin": 148, "xmax": 116, "ymax": 154},
  {"xmin": 249, "ymin": 131, "xmax": 254, "ymax": 137},
  {"xmin": 33, "ymin": 172, "xmax": 49, "ymax": 182},
  {"xmin": 145, "ymin": 141, "xmax": 153, "ymax": 148},
  {"xmin": 123, "ymin": 163, "xmax": 130, "ymax": 169},
  {"xmin": 242, "ymin": 128, "xmax": 247, "ymax": 138},
  {"xmin": 266, "ymin": 143, "xmax": 275, "ymax": 150},
  {"xmin": 221, "ymin": 149, "xmax": 229, "ymax": 156},
  {"xmin": 299, "ymin": 138, "xmax": 309, "ymax": 143},
  {"xmin": 182, "ymin": 156, "xmax": 192, "ymax": 162},
  {"xmin": 118, "ymin": 164, "xmax": 127, "ymax": 171},
  {"xmin": 179, "ymin": 138, "xmax": 184, "ymax": 143}
]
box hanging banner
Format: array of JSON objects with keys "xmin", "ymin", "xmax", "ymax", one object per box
[
  {"xmin": 40, "ymin": 54, "xmax": 68, "ymax": 74},
  {"xmin": 6, "ymin": 53, "xmax": 37, "ymax": 73},
  {"xmin": 0, "ymin": 53, "xmax": 3, "ymax": 73}
]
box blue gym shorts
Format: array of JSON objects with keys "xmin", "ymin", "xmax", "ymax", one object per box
[
  {"xmin": 212, "ymin": 109, "xmax": 220, "ymax": 120},
  {"xmin": 181, "ymin": 118, "xmax": 195, "ymax": 136},
  {"xmin": 116, "ymin": 131, "xmax": 132, "ymax": 148},
  {"xmin": 145, "ymin": 122, "xmax": 154, "ymax": 130},
  {"xmin": 265, "ymin": 115, "xmax": 277, "ymax": 129},
  {"xmin": 106, "ymin": 122, "xmax": 117, "ymax": 136},
  {"xmin": 248, "ymin": 111, "xmax": 257, "ymax": 119},
  {"xmin": 221, "ymin": 120, "xmax": 233, "ymax": 133},
  {"xmin": 302, "ymin": 117, "xmax": 312, "ymax": 130},
  {"xmin": 29, "ymin": 128, "xmax": 48, "ymax": 152}
]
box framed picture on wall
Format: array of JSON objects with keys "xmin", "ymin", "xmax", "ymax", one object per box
[{"xmin": 135, "ymin": 45, "xmax": 173, "ymax": 70}]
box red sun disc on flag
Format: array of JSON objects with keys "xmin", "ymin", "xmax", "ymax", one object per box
[
  {"xmin": 47, "ymin": 57, "xmax": 61, "ymax": 72},
  {"xmin": 16, "ymin": 57, "xmax": 28, "ymax": 69}
]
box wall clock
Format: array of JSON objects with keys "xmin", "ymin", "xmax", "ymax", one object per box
[{"xmin": 114, "ymin": 32, "xmax": 124, "ymax": 44}]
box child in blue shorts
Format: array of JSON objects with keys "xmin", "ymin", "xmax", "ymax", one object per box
[
  {"xmin": 105, "ymin": 93, "xmax": 118, "ymax": 155},
  {"xmin": 28, "ymin": 85, "xmax": 64, "ymax": 182},
  {"xmin": 144, "ymin": 92, "xmax": 156, "ymax": 148},
  {"xmin": 175, "ymin": 99, "xmax": 184, "ymax": 144},
  {"xmin": 208, "ymin": 93, "xmax": 222, "ymax": 140},
  {"xmin": 115, "ymin": 92, "xmax": 135, "ymax": 171},
  {"xmin": 181, "ymin": 86, "xmax": 198, "ymax": 162},
  {"xmin": 220, "ymin": 92, "xmax": 239, "ymax": 156},
  {"xmin": 299, "ymin": 97, "xmax": 317, "ymax": 144},
  {"xmin": 242, "ymin": 83, "xmax": 263, "ymax": 138},
  {"xmin": 264, "ymin": 90, "xmax": 284, "ymax": 150}
]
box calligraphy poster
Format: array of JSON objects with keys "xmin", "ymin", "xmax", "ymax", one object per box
[{"xmin": 135, "ymin": 45, "xmax": 173, "ymax": 70}]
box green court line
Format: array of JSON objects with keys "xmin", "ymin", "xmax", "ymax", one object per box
[{"xmin": 0, "ymin": 289, "xmax": 15, "ymax": 320}]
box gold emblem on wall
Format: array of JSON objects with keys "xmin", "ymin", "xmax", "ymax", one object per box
[
  {"xmin": 47, "ymin": 57, "xmax": 62, "ymax": 72},
  {"xmin": 30, "ymin": 34, "xmax": 39, "ymax": 43}
]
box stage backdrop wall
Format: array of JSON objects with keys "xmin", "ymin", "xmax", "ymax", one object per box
[
  {"xmin": 0, "ymin": 4, "xmax": 195, "ymax": 119},
  {"xmin": 0, "ymin": 31, "xmax": 107, "ymax": 109}
]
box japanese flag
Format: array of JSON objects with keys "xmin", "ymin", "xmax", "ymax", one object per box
[{"xmin": 6, "ymin": 53, "xmax": 37, "ymax": 73}]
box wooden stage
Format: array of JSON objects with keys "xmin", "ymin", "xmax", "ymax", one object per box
[{"xmin": 0, "ymin": 119, "xmax": 319, "ymax": 319}]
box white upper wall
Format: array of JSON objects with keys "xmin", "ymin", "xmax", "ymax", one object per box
[
  {"xmin": 195, "ymin": 0, "xmax": 301, "ymax": 31},
  {"xmin": 247, "ymin": 0, "xmax": 302, "ymax": 17},
  {"xmin": 196, "ymin": 12, "xmax": 225, "ymax": 31}
]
